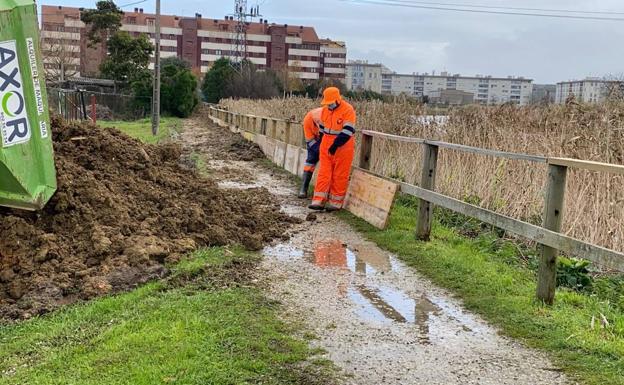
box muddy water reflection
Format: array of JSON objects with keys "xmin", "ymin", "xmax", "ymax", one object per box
[
  {"xmin": 309, "ymin": 240, "xmax": 443, "ymax": 342},
  {"xmin": 263, "ymin": 239, "xmax": 475, "ymax": 343}
]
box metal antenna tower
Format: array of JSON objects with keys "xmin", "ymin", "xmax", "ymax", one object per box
[{"xmin": 232, "ymin": 0, "xmax": 261, "ymax": 66}]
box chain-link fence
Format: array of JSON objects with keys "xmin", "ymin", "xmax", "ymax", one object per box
[{"xmin": 48, "ymin": 88, "xmax": 152, "ymax": 122}]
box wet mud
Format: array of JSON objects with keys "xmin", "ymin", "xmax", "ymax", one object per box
[{"xmin": 0, "ymin": 117, "xmax": 294, "ymax": 320}]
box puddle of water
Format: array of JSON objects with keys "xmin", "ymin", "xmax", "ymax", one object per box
[
  {"xmin": 264, "ymin": 239, "xmax": 481, "ymax": 343},
  {"xmin": 263, "ymin": 243, "xmax": 304, "ymax": 262},
  {"xmin": 349, "ymin": 285, "xmax": 444, "ymax": 343},
  {"xmin": 218, "ymin": 180, "xmax": 262, "ymax": 190},
  {"xmin": 307, "ymin": 240, "xmax": 403, "ymax": 276}
]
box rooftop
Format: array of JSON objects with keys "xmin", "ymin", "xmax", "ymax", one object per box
[{"xmin": 41, "ymin": 5, "xmax": 321, "ymax": 42}]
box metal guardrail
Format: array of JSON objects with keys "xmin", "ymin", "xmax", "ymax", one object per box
[{"xmin": 208, "ymin": 106, "xmax": 624, "ymax": 304}]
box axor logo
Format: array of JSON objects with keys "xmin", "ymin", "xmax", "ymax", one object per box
[{"xmin": 0, "ymin": 40, "xmax": 30, "ymax": 147}]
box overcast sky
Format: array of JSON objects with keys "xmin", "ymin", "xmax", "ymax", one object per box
[{"xmin": 39, "ymin": 0, "xmax": 624, "ymax": 83}]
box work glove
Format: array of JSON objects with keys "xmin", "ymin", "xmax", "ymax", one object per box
[{"xmin": 328, "ymin": 132, "xmax": 351, "ymax": 155}]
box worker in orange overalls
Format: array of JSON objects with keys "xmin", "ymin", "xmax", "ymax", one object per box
[
  {"xmin": 298, "ymin": 107, "xmax": 324, "ymax": 198},
  {"xmin": 309, "ymin": 87, "xmax": 356, "ymax": 211}
]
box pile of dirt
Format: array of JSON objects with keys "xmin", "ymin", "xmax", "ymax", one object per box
[
  {"xmin": 228, "ymin": 137, "xmax": 265, "ymax": 161},
  {"xmin": 0, "ymin": 117, "xmax": 296, "ymax": 320}
]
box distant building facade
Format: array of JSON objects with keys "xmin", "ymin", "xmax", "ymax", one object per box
[
  {"xmin": 555, "ymin": 78, "xmax": 624, "ymax": 104},
  {"xmin": 345, "ymin": 61, "xmax": 533, "ymax": 105},
  {"xmin": 345, "ymin": 60, "xmax": 391, "ymax": 93},
  {"xmin": 429, "ymin": 89, "xmax": 474, "ymax": 105},
  {"xmin": 531, "ymin": 84, "xmax": 556, "ymax": 104},
  {"xmin": 382, "ymin": 71, "xmax": 533, "ymax": 105},
  {"xmin": 319, "ymin": 39, "xmax": 347, "ymax": 82},
  {"xmin": 40, "ymin": 5, "xmax": 346, "ymax": 82}
]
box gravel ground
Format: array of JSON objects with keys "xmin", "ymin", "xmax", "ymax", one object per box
[{"xmin": 186, "ymin": 115, "xmax": 573, "ymax": 385}]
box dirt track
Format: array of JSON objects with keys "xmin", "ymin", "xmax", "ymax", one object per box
[
  {"xmin": 0, "ymin": 117, "xmax": 294, "ymax": 320},
  {"xmin": 189, "ymin": 110, "xmax": 573, "ymax": 385}
]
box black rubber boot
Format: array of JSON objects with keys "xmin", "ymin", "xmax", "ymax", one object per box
[
  {"xmin": 308, "ymin": 202, "xmax": 325, "ymax": 211},
  {"xmin": 298, "ymin": 171, "xmax": 313, "ymax": 199}
]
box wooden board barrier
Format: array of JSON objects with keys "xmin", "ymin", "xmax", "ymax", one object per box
[
  {"xmin": 273, "ymin": 141, "xmax": 287, "ymax": 168},
  {"xmin": 285, "ymin": 144, "xmax": 300, "ymax": 175},
  {"xmin": 264, "ymin": 138, "xmax": 276, "ymax": 160},
  {"xmin": 255, "ymin": 134, "xmax": 266, "ymax": 153},
  {"xmin": 298, "ymin": 149, "xmax": 307, "ymax": 178},
  {"xmin": 345, "ymin": 169, "xmax": 399, "ymax": 229}
]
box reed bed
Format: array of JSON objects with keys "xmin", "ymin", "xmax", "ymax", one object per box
[{"xmin": 219, "ymin": 97, "xmax": 624, "ymax": 254}]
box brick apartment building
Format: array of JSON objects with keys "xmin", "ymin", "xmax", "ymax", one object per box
[{"xmin": 40, "ymin": 5, "xmax": 347, "ymax": 82}]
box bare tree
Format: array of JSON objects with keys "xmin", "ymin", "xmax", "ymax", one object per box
[
  {"xmin": 224, "ymin": 60, "xmax": 280, "ymax": 99},
  {"xmin": 602, "ymin": 74, "xmax": 624, "ymax": 102},
  {"xmin": 41, "ymin": 37, "xmax": 80, "ymax": 82},
  {"xmin": 275, "ymin": 61, "xmax": 305, "ymax": 97}
]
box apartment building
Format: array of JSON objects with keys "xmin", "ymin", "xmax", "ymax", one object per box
[
  {"xmin": 319, "ymin": 39, "xmax": 347, "ymax": 81},
  {"xmin": 376, "ymin": 70, "xmax": 533, "ymax": 105},
  {"xmin": 40, "ymin": 5, "xmax": 346, "ymax": 82},
  {"xmin": 346, "ymin": 61, "xmax": 392, "ymax": 93},
  {"xmin": 555, "ymin": 78, "xmax": 624, "ymax": 103}
]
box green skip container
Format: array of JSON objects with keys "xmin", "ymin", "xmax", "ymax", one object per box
[{"xmin": 0, "ymin": 0, "xmax": 56, "ymax": 210}]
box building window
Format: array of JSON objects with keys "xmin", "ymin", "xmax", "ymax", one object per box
[
  {"xmin": 147, "ymin": 18, "xmax": 154, "ymax": 27},
  {"xmin": 127, "ymin": 16, "xmax": 136, "ymax": 24}
]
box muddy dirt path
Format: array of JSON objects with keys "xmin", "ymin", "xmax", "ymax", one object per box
[{"xmin": 181, "ymin": 115, "xmax": 571, "ymax": 385}]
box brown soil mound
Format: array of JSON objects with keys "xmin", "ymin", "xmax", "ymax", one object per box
[{"xmin": 0, "ymin": 117, "xmax": 295, "ymax": 320}]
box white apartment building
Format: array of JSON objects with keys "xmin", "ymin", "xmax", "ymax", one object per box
[
  {"xmin": 346, "ymin": 61, "xmax": 392, "ymax": 93},
  {"xmin": 555, "ymin": 78, "xmax": 624, "ymax": 103},
  {"xmin": 377, "ymin": 70, "xmax": 533, "ymax": 105}
]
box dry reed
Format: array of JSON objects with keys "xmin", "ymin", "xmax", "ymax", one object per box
[{"xmin": 220, "ymin": 97, "xmax": 624, "ymax": 253}]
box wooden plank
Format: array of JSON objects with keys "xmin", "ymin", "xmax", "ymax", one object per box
[
  {"xmin": 361, "ymin": 129, "xmax": 425, "ymax": 144},
  {"xmin": 416, "ymin": 143, "xmax": 439, "ymax": 241},
  {"xmin": 255, "ymin": 134, "xmax": 266, "ymax": 152},
  {"xmin": 345, "ymin": 169, "xmax": 399, "ymax": 229},
  {"xmin": 273, "ymin": 141, "xmax": 287, "ymax": 167},
  {"xmin": 275, "ymin": 120, "xmax": 288, "ymax": 142},
  {"xmin": 298, "ymin": 148, "xmax": 307, "ymax": 178},
  {"xmin": 264, "ymin": 138, "xmax": 276, "ymax": 160},
  {"xmin": 395, "ymin": 180, "xmax": 624, "ymax": 271},
  {"xmin": 284, "ymin": 144, "xmax": 300, "ymax": 175},
  {"xmin": 537, "ymin": 164, "xmax": 568, "ymax": 304},
  {"xmin": 548, "ymin": 157, "xmax": 624, "ymax": 175},
  {"xmin": 359, "ymin": 129, "xmax": 545, "ymax": 163},
  {"xmin": 358, "ymin": 132, "xmax": 373, "ymax": 170},
  {"xmin": 425, "ymin": 140, "xmax": 547, "ymax": 163},
  {"xmin": 290, "ymin": 123, "xmax": 305, "ymax": 147}
]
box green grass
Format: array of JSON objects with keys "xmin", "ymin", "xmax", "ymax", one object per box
[
  {"xmin": 339, "ymin": 195, "xmax": 624, "ymax": 385},
  {"xmin": 100, "ymin": 117, "xmax": 182, "ymax": 144},
  {"xmin": 0, "ymin": 248, "xmax": 333, "ymax": 385}
]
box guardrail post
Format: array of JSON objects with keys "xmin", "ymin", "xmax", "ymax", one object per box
[
  {"xmin": 416, "ymin": 143, "xmax": 439, "ymax": 241},
  {"xmin": 284, "ymin": 120, "xmax": 291, "ymax": 144},
  {"xmin": 90, "ymin": 94, "xmax": 96, "ymax": 124},
  {"xmin": 358, "ymin": 132, "xmax": 373, "ymax": 170},
  {"xmin": 261, "ymin": 118, "xmax": 267, "ymax": 135},
  {"xmin": 537, "ymin": 164, "xmax": 568, "ymax": 305}
]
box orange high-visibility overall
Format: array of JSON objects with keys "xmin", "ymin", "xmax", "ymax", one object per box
[
  {"xmin": 311, "ymin": 101, "xmax": 357, "ymax": 209},
  {"xmin": 303, "ymin": 107, "xmax": 323, "ymax": 173}
]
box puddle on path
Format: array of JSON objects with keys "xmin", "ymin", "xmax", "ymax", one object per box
[{"xmin": 264, "ymin": 239, "xmax": 479, "ymax": 343}]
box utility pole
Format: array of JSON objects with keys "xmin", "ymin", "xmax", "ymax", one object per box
[
  {"xmin": 231, "ymin": 0, "xmax": 261, "ymax": 71},
  {"xmin": 151, "ymin": 0, "xmax": 161, "ymax": 136}
]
